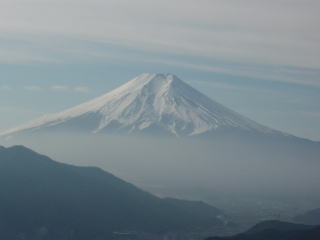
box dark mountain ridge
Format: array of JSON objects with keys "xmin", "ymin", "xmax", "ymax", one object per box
[
  {"xmin": 294, "ymin": 208, "xmax": 320, "ymax": 225},
  {"xmin": 206, "ymin": 220, "xmax": 320, "ymax": 240},
  {"xmin": 0, "ymin": 145, "xmax": 226, "ymax": 240}
]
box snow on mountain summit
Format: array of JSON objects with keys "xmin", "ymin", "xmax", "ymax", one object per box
[{"xmin": 1, "ymin": 73, "xmax": 284, "ymax": 137}]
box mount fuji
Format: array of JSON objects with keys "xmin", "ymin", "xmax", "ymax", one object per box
[{"xmin": 1, "ymin": 73, "xmax": 290, "ymax": 138}]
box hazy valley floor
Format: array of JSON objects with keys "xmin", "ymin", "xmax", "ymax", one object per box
[{"xmin": 2, "ymin": 133, "xmax": 320, "ymax": 234}]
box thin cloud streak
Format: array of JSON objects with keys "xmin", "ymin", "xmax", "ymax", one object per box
[
  {"xmin": 51, "ymin": 85, "xmax": 68, "ymax": 91},
  {"xmin": 18, "ymin": 85, "xmax": 90, "ymax": 93},
  {"xmin": 0, "ymin": 0, "xmax": 319, "ymax": 88},
  {"xmin": 24, "ymin": 86, "xmax": 43, "ymax": 91},
  {"xmin": 74, "ymin": 86, "xmax": 90, "ymax": 93},
  {"xmin": 0, "ymin": 85, "xmax": 12, "ymax": 91}
]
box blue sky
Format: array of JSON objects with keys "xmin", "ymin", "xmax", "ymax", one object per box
[{"xmin": 0, "ymin": 0, "xmax": 319, "ymax": 140}]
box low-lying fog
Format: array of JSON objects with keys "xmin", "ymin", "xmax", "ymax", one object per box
[{"xmin": 1, "ymin": 133, "xmax": 320, "ymax": 224}]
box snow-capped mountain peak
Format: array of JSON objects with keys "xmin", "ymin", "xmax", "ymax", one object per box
[{"xmin": 1, "ymin": 73, "xmax": 284, "ymax": 137}]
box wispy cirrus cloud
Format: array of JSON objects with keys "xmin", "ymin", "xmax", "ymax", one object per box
[
  {"xmin": 300, "ymin": 111, "xmax": 320, "ymax": 118},
  {"xmin": 51, "ymin": 85, "xmax": 68, "ymax": 91},
  {"xmin": 51, "ymin": 85, "xmax": 90, "ymax": 93},
  {"xmin": 22, "ymin": 85, "xmax": 90, "ymax": 93},
  {"xmin": 0, "ymin": 85, "xmax": 12, "ymax": 91},
  {"xmin": 74, "ymin": 86, "xmax": 90, "ymax": 93},
  {"xmin": 0, "ymin": 0, "xmax": 319, "ymax": 87},
  {"xmin": 24, "ymin": 86, "xmax": 43, "ymax": 91}
]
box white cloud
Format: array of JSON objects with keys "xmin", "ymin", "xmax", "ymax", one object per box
[
  {"xmin": 0, "ymin": 85, "xmax": 12, "ymax": 91},
  {"xmin": 300, "ymin": 111, "xmax": 320, "ymax": 118},
  {"xmin": 113, "ymin": 53, "xmax": 320, "ymax": 87},
  {"xmin": 24, "ymin": 86, "xmax": 42, "ymax": 91},
  {"xmin": 51, "ymin": 85, "xmax": 68, "ymax": 91},
  {"xmin": 74, "ymin": 86, "xmax": 89, "ymax": 93},
  {"xmin": 22, "ymin": 85, "xmax": 89, "ymax": 93}
]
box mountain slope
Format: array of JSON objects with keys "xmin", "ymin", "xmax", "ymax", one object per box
[
  {"xmin": 294, "ymin": 208, "xmax": 320, "ymax": 225},
  {"xmin": 0, "ymin": 145, "xmax": 226, "ymax": 240},
  {"xmin": 206, "ymin": 220, "xmax": 320, "ymax": 240},
  {"xmin": 0, "ymin": 73, "xmax": 287, "ymax": 138}
]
